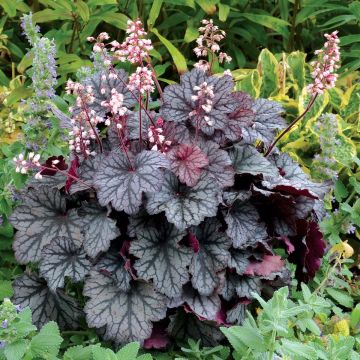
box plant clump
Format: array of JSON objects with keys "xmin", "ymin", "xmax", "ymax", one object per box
[{"xmin": 9, "ymin": 16, "xmax": 331, "ymax": 347}]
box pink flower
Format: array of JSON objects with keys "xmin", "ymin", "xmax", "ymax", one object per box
[
  {"xmin": 128, "ymin": 66, "xmax": 155, "ymax": 94},
  {"xmin": 307, "ymin": 31, "xmax": 340, "ymax": 96},
  {"xmin": 113, "ymin": 19, "xmax": 153, "ymax": 64}
]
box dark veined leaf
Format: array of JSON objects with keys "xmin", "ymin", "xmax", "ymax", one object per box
[
  {"xmin": 224, "ymin": 200, "xmax": 267, "ymax": 249},
  {"xmin": 224, "ymin": 92, "xmax": 255, "ymax": 142},
  {"xmin": 96, "ymin": 251, "xmax": 132, "ymax": 292},
  {"xmin": 27, "ymin": 173, "xmax": 67, "ymax": 190},
  {"xmin": 189, "ymin": 218, "xmax": 231, "ymax": 296},
  {"xmin": 221, "ymin": 273, "xmax": 262, "ymax": 301},
  {"xmin": 12, "ymin": 273, "xmax": 82, "ymax": 329},
  {"xmin": 95, "ymin": 149, "xmax": 170, "ymax": 214},
  {"xmin": 161, "ymin": 69, "xmax": 235, "ymax": 135},
  {"xmin": 84, "ymin": 271, "xmax": 167, "ymax": 344},
  {"xmin": 241, "ymin": 98, "xmax": 286, "ymax": 145},
  {"xmin": 168, "ymin": 144, "xmax": 209, "ymax": 186},
  {"xmin": 226, "ymin": 303, "xmax": 246, "ymax": 325},
  {"xmin": 263, "ymin": 153, "xmax": 330, "ymax": 198},
  {"xmin": 146, "ymin": 171, "xmax": 220, "ymax": 230},
  {"xmin": 83, "ymin": 69, "xmax": 137, "ymax": 116},
  {"xmin": 183, "ymin": 284, "xmax": 221, "ymax": 321},
  {"xmin": 69, "ymin": 155, "xmax": 103, "ymax": 194},
  {"xmin": 230, "ymin": 144, "xmax": 278, "ymax": 177},
  {"xmin": 228, "ymin": 249, "xmax": 252, "ymax": 275},
  {"xmin": 9, "ymin": 187, "xmax": 84, "ymax": 264},
  {"xmin": 125, "ymin": 110, "xmax": 153, "ymax": 140},
  {"xmin": 75, "ymin": 203, "xmax": 120, "ymax": 258},
  {"xmin": 200, "ymin": 141, "xmax": 234, "ymax": 188},
  {"xmin": 168, "ymin": 310, "xmax": 224, "ymax": 347},
  {"xmin": 129, "ymin": 222, "xmax": 192, "ymax": 297},
  {"xmin": 40, "ymin": 237, "xmax": 91, "ymax": 291}
]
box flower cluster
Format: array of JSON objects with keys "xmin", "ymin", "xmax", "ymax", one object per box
[
  {"xmin": 307, "ymin": 31, "xmax": 340, "ymax": 95},
  {"xmin": 101, "ymin": 89, "xmax": 128, "ymax": 120},
  {"xmin": 148, "ymin": 118, "xmax": 171, "ymax": 152},
  {"xmin": 21, "ymin": 13, "xmax": 57, "ymax": 99},
  {"xmin": 193, "ymin": 19, "xmax": 231, "ymax": 71},
  {"xmin": 128, "ymin": 66, "xmax": 155, "ymax": 94},
  {"xmin": 189, "ymin": 82, "xmax": 215, "ymax": 126},
  {"xmin": 113, "ymin": 19, "xmax": 153, "ymax": 63},
  {"xmin": 66, "ymin": 80, "xmax": 100, "ymax": 155},
  {"xmin": 13, "ymin": 153, "xmax": 40, "ymax": 174}
]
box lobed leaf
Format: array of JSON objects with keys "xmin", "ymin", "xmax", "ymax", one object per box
[
  {"xmin": 95, "ymin": 149, "xmax": 170, "ymax": 214},
  {"xmin": 130, "ymin": 222, "xmax": 192, "ymax": 297},
  {"xmin": 146, "ymin": 171, "xmax": 220, "ymax": 230},
  {"xmin": 84, "ymin": 271, "xmax": 167, "ymax": 345},
  {"xmin": 40, "ymin": 236, "xmax": 91, "ymax": 291}
]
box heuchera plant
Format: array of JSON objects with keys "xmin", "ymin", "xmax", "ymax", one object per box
[{"xmin": 9, "ymin": 18, "xmax": 336, "ymax": 347}]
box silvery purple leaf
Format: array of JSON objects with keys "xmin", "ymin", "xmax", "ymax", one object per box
[
  {"xmin": 241, "ymin": 98, "xmax": 286, "ymax": 145},
  {"xmin": 12, "ymin": 273, "xmax": 82, "ymax": 329},
  {"xmin": 230, "ymin": 144, "xmax": 278, "ymax": 177},
  {"xmin": 75, "ymin": 203, "xmax": 120, "ymax": 258},
  {"xmin": 168, "ymin": 144, "xmax": 209, "ymax": 186},
  {"xmin": 96, "ymin": 251, "xmax": 131, "ymax": 291},
  {"xmin": 220, "ymin": 273, "xmax": 261, "ymax": 300},
  {"xmin": 9, "ymin": 187, "xmax": 84, "ymax": 264},
  {"xmin": 224, "ymin": 200, "xmax": 267, "ymax": 249},
  {"xmin": 161, "ymin": 68, "xmax": 235, "ymax": 135},
  {"xmin": 189, "ymin": 218, "xmax": 231, "ymax": 296},
  {"xmin": 84, "ymin": 69, "xmax": 137, "ymax": 116},
  {"xmin": 84, "ymin": 271, "xmax": 167, "ymax": 345},
  {"xmin": 94, "ymin": 149, "xmax": 170, "ymax": 215},
  {"xmin": 40, "ymin": 236, "xmax": 91, "ymax": 291},
  {"xmin": 228, "ymin": 249, "xmax": 252, "ymax": 275},
  {"xmin": 126, "ymin": 110, "xmax": 153, "ymax": 140},
  {"xmin": 28, "ymin": 173, "xmax": 67, "ymax": 190},
  {"xmin": 146, "ymin": 171, "xmax": 220, "ymax": 230},
  {"xmin": 226, "ymin": 303, "xmax": 246, "ymax": 325},
  {"xmin": 200, "ymin": 141, "xmax": 234, "ymax": 188},
  {"xmin": 263, "ymin": 153, "xmax": 330, "ymax": 199},
  {"xmin": 69, "ymin": 155, "xmax": 103, "ymax": 194},
  {"xmin": 183, "ymin": 284, "xmax": 221, "ymax": 321},
  {"xmin": 168, "ymin": 311, "xmax": 224, "ymax": 347},
  {"xmin": 130, "ymin": 222, "xmax": 191, "ymax": 297}
]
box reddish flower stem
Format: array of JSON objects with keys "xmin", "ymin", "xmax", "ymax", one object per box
[{"xmin": 264, "ymin": 93, "xmax": 318, "ymax": 157}]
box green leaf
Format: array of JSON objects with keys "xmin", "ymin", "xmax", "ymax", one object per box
[
  {"xmin": 4, "ymin": 86, "xmax": 32, "ymax": 106},
  {"xmin": 63, "ymin": 345, "xmax": 97, "ymax": 360},
  {"xmin": 350, "ymin": 304, "xmax": 360, "ymax": 329},
  {"xmin": 29, "ymin": 321, "xmax": 63, "ymax": 358},
  {"xmin": 0, "ymin": 280, "xmax": 13, "ymax": 300},
  {"xmin": 340, "ymin": 34, "xmax": 360, "ymax": 46},
  {"xmin": 0, "ymin": 1, "xmax": 16, "ymax": 17},
  {"xmin": 334, "ymin": 180, "xmax": 349, "ymax": 202},
  {"xmin": 116, "ymin": 342, "xmax": 140, "ymax": 359},
  {"xmin": 326, "ymin": 288, "xmax": 354, "ymax": 308},
  {"xmin": 257, "ymin": 49, "xmax": 279, "ymax": 97},
  {"xmin": 147, "ymin": 0, "xmax": 163, "ymax": 29},
  {"xmin": 281, "ymin": 339, "xmax": 318, "ymax": 359},
  {"xmin": 32, "ymin": 9, "xmax": 73, "ymax": 22},
  {"xmin": 184, "ymin": 23, "xmax": 199, "ymax": 43},
  {"xmin": 4, "ymin": 341, "xmax": 28, "ymax": 360},
  {"xmin": 102, "ymin": 12, "xmax": 130, "ymax": 30},
  {"xmin": 221, "ymin": 324, "xmax": 266, "ymax": 352},
  {"xmin": 76, "ymin": 0, "xmax": 90, "ymax": 22},
  {"xmin": 240, "ymin": 13, "xmax": 290, "ymax": 38},
  {"xmin": 287, "ymin": 51, "xmax": 306, "ymax": 96},
  {"xmin": 151, "ymin": 28, "xmax": 188, "ymax": 74},
  {"xmin": 196, "ymin": 0, "xmax": 217, "ymax": 14},
  {"xmin": 279, "ymin": 0, "xmax": 289, "ymax": 21},
  {"xmin": 218, "ymin": 3, "xmax": 230, "ymax": 22}
]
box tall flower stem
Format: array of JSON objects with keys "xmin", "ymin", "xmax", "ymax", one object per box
[{"xmin": 264, "ymin": 94, "xmax": 318, "ymax": 157}]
